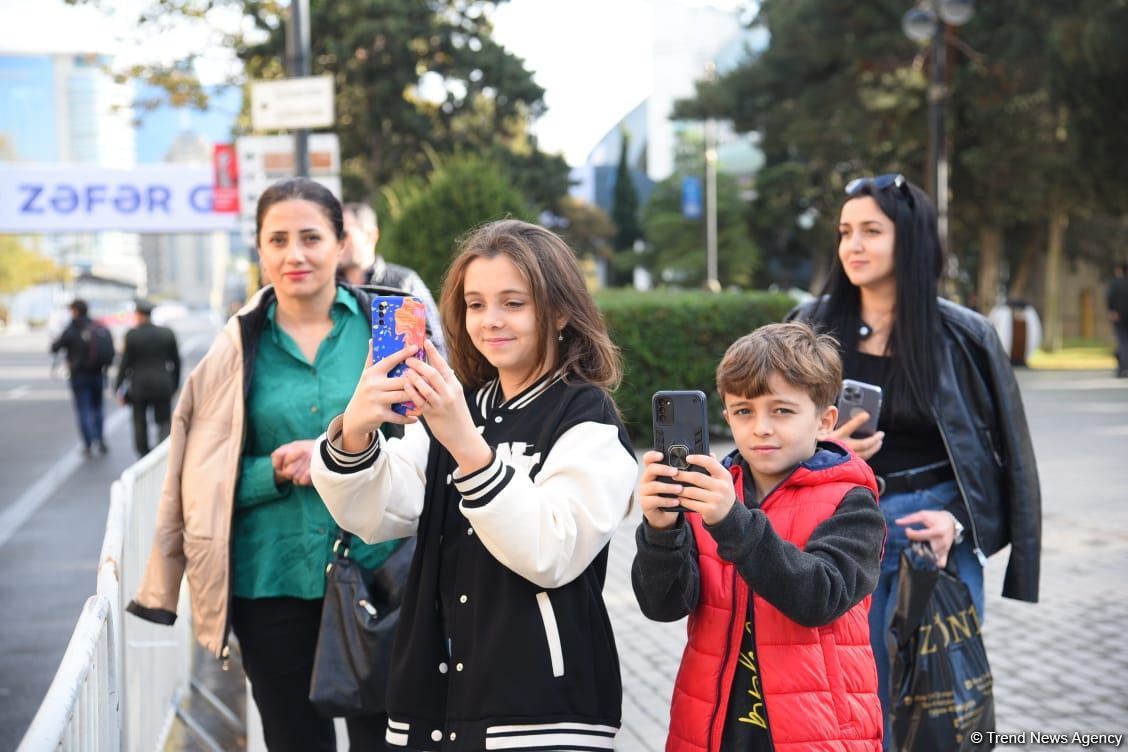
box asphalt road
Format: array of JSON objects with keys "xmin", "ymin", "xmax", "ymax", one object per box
[{"xmin": 0, "ymin": 315, "xmax": 218, "ymax": 751}]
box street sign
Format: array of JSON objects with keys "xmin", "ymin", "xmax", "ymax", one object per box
[
  {"xmin": 235, "ymin": 133, "xmax": 341, "ymax": 247},
  {"xmin": 681, "ymin": 176, "xmax": 703, "ymax": 220},
  {"xmin": 213, "ymin": 144, "xmax": 239, "ymax": 213},
  {"xmin": 0, "ymin": 164, "xmax": 239, "ymax": 233},
  {"xmin": 250, "ymin": 75, "xmax": 335, "ymax": 131}
]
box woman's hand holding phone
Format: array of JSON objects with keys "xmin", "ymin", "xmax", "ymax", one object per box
[
  {"xmin": 824, "ymin": 411, "xmax": 885, "ymax": 459},
  {"xmin": 340, "ymin": 341, "xmax": 419, "ymax": 452},
  {"xmin": 402, "ymin": 340, "xmax": 492, "ymax": 475}
]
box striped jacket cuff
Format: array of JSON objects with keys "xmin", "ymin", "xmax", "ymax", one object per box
[
  {"xmin": 320, "ymin": 414, "xmax": 380, "ymax": 474},
  {"xmin": 453, "ymin": 450, "xmax": 513, "ymax": 508}
]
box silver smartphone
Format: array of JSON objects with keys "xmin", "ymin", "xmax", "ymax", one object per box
[{"xmin": 835, "ymin": 379, "xmax": 883, "ymax": 438}]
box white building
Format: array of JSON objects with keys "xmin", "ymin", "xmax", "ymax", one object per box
[
  {"xmin": 0, "ymin": 3, "xmax": 144, "ymax": 291},
  {"xmin": 572, "ymin": 0, "xmax": 764, "ymax": 207},
  {"xmin": 140, "ymin": 132, "xmax": 232, "ymax": 311}
]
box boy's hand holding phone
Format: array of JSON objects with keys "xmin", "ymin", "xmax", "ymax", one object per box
[{"xmin": 638, "ymin": 451, "xmax": 736, "ymax": 528}]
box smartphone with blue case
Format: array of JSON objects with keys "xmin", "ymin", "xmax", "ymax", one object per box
[{"xmin": 371, "ymin": 295, "xmax": 427, "ymax": 415}]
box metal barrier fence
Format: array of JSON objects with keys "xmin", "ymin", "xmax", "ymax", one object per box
[{"xmin": 16, "ymin": 443, "xmax": 215, "ymax": 752}]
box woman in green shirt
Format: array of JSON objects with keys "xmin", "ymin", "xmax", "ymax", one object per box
[{"xmin": 233, "ymin": 178, "xmax": 397, "ymax": 751}]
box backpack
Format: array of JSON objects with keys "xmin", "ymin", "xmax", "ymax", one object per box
[{"xmin": 84, "ymin": 323, "xmax": 116, "ymax": 369}]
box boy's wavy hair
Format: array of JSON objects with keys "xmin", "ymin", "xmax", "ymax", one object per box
[
  {"xmin": 439, "ymin": 219, "xmax": 623, "ymax": 393},
  {"xmin": 716, "ymin": 322, "xmax": 843, "ymax": 410}
]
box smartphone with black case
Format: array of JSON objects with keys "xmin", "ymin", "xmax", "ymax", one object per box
[
  {"xmin": 835, "ymin": 379, "xmax": 883, "ymax": 438},
  {"xmin": 652, "ymin": 390, "xmax": 710, "ymax": 513},
  {"xmin": 371, "ymin": 295, "xmax": 427, "ymax": 415}
]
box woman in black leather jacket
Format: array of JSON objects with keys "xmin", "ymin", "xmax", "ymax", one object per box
[{"xmin": 789, "ymin": 174, "xmax": 1041, "ymax": 744}]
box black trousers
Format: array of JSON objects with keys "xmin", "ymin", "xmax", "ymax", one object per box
[
  {"xmin": 231, "ymin": 597, "xmax": 388, "ymax": 752},
  {"xmin": 130, "ymin": 398, "xmax": 172, "ymax": 456},
  {"xmin": 1115, "ymin": 320, "xmax": 1128, "ymax": 376}
]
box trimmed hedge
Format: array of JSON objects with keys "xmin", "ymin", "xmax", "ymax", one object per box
[{"xmin": 597, "ymin": 289, "xmax": 796, "ymax": 440}]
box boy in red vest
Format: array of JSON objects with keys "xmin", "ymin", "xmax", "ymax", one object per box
[{"xmin": 633, "ymin": 322, "xmax": 885, "ymax": 752}]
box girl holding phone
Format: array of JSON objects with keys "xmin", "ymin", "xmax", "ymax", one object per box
[
  {"xmin": 789, "ymin": 174, "xmax": 1041, "ymax": 745},
  {"xmin": 311, "ymin": 219, "xmax": 637, "ymax": 751}
]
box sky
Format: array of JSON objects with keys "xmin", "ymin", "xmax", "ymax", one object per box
[{"xmin": 0, "ymin": 0, "xmax": 744, "ymax": 166}]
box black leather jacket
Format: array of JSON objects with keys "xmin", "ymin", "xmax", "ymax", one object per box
[{"xmin": 790, "ymin": 298, "xmax": 1041, "ymax": 603}]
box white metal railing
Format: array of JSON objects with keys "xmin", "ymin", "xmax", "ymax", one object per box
[
  {"xmin": 16, "ymin": 441, "xmax": 218, "ymax": 752},
  {"xmin": 18, "ymin": 595, "xmax": 119, "ymax": 752}
]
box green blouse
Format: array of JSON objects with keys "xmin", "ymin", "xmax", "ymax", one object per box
[{"xmin": 232, "ymin": 287, "xmax": 399, "ymax": 599}]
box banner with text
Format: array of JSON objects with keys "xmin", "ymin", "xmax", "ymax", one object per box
[{"xmin": 0, "ymin": 164, "xmax": 241, "ymax": 233}]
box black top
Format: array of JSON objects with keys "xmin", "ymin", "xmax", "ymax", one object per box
[
  {"xmin": 842, "ymin": 349, "xmax": 948, "ymax": 476},
  {"xmin": 115, "ymin": 322, "xmax": 181, "ymax": 401},
  {"xmin": 718, "ymin": 471, "xmax": 775, "ymax": 752}
]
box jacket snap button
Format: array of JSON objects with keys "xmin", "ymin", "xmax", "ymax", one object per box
[
  {"xmin": 439, "ymin": 662, "xmax": 448, "ymax": 673},
  {"xmin": 450, "ymin": 732, "xmax": 457, "ymax": 741},
  {"xmin": 455, "ymin": 662, "xmax": 464, "ymax": 671},
  {"xmin": 431, "ymin": 730, "xmax": 442, "ymax": 742},
  {"xmin": 310, "ymin": 405, "xmax": 319, "ymax": 413},
  {"xmin": 494, "ymin": 415, "xmax": 502, "ymax": 423},
  {"xmin": 459, "ymin": 594, "xmax": 468, "ymax": 604},
  {"xmin": 466, "ymin": 527, "xmax": 474, "ymax": 536}
]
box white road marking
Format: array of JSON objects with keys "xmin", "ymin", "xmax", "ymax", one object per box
[{"xmin": 0, "ymin": 408, "xmax": 130, "ymax": 550}]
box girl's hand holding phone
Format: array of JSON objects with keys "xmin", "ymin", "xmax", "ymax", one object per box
[
  {"xmin": 340, "ymin": 342, "xmax": 418, "ymax": 452},
  {"xmin": 402, "ymin": 340, "xmax": 492, "ymax": 474}
]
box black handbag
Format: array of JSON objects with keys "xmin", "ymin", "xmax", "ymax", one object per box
[
  {"xmin": 309, "ymin": 530, "xmax": 415, "ymax": 717},
  {"xmin": 889, "ymin": 542, "xmax": 995, "ymax": 751}
]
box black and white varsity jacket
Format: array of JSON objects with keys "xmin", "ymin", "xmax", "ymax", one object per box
[{"xmin": 311, "ymin": 370, "xmax": 638, "ymax": 751}]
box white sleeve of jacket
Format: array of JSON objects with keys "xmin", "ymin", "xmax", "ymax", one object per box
[
  {"xmin": 310, "ymin": 414, "xmax": 431, "ymax": 543},
  {"xmin": 455, "ymin": 421, "xmax": 637, "ymax": 589}
]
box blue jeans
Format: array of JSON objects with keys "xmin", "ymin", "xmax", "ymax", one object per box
[
  {"xmin": 869, "ymin": 479, "xmax": 984, "ymax": 749},
  {"xmin": 70, "ymin": 371, "xmax": 105, "ymax": 448}
]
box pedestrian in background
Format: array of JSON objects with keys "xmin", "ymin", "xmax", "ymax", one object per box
[
  {"xmin": 1106, "ymin": 261, "xmax": 1128, "ymax": 377},
  {"xmin": 311, "ymin": 219, "xmax": 637, "ymax": 750},
  {"xmin": 50, "ymin": 299, "xmax": 112, "ymax": 457},
  {"xmin": 340, "ymin": 201, "xmax": 446, "ymax": 356},
  {"xmin": 789, "ymin": 174, "xmax": 1042, "ymax": 746},
  {"xmin": 126, "ymin": 179, "xmax": 399, "ymax": 752},
  {"xmin": 114, "ymin": 299, "xmax": 181, "ymax": 456},
  {"xmin": 633, "ymin": 322, "xmax": 885, "ymax": 751}
]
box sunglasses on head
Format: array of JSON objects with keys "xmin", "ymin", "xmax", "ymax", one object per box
[{"xmin": 844, "ymin": 173, "xmax": 913, "ymax": 204}]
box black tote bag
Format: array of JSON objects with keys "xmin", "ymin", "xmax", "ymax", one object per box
[
  {"xmin": 309, "ymin": 531, "xmax": 415, "ymax": 717},
  {"xmin": 889, "ymin": 542, "xmax": 995, "ymax": 751}
]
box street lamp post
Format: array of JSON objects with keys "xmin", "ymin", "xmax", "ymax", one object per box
[
  {"xmin": 703, "ymin": 62, "xmax": 720, "ymax": 292},
  {"xmin": 902, "ymin": 0, "xmax": 974, "ymax": 257},
  {"xmin": 285, "ymin": 0, "xmax": 312, "ymax": 178}
]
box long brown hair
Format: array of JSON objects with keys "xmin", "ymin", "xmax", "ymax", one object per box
[{"xmin": 439, "ymin": 219, "xmax": 623, "ymax": 392}]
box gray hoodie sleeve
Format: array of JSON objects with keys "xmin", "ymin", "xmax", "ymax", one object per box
[
  {"xmin": 631, "ymin": 516, "xmax": 700, "ymax": 622},
  {"xmin": 705, "ymin": 487, "xmax": 884, "ymax": 627}
]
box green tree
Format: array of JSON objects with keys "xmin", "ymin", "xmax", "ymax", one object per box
[
  {"xmin": 641, "ymin": 174, "xmax": 757, "ymax": 289},
  {"xmin": 674, "ymin": 0, "xmax": 927, "ymax": 289},
  {"xmin": 556, "ymin": 197, "xmax": 616, "ymax": 261},
  {"xmin": 0, "ymin": 238, "xmax": 65, "ymax": 294},
  {"xmin": 611, "ymin": 131, "xmax": 642, "ymax": 251},
  {"xmin": 381, "ymin": 156, "xmax": 533, "ymax": 292},
  {"xmin": 68, "ymin": 0, "xmax": 569, "ymax": 210}
]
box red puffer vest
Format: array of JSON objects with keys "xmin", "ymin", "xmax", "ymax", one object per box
[{"xmin": 666, "ymin": 446, "xmax": 882, "ymax": 752}]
